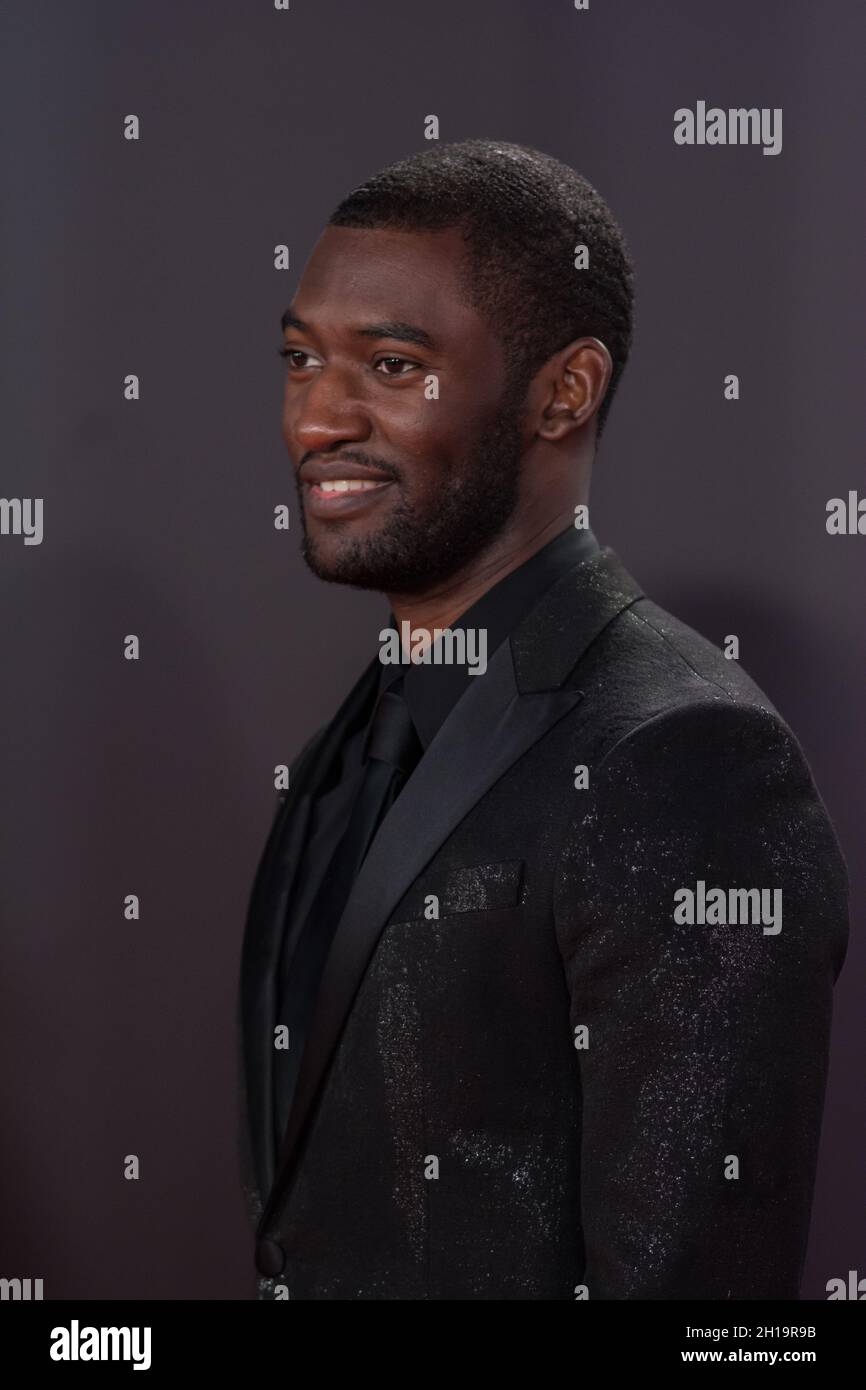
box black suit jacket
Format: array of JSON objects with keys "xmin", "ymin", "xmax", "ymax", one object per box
[{"xmin": 238, "ymin": 547, "xmax": 848, "ymax": 1300}]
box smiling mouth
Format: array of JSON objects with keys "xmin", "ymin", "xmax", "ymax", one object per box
[
  {"xmin": 303, "ymin": 476, "xmax": 395, "ymax": 518},
  {"xmin": 310, "ymin": 479, "xmax": 391, "ymax": 496}
]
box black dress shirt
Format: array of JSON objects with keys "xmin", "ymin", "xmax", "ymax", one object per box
[
  {"xmin": 271, "ymin": 523, "xmax": 599, "ymax": 1150},
  {"xmin": 378, "ymin": 524, "xmax": 600, "ymax": 748}
]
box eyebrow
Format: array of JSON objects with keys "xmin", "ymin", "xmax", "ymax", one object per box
[{"xmin": 280, "ymin": 308, "xmax": 438, "ymax": 351}]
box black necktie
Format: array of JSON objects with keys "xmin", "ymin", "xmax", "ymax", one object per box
[{"xmin": 272, "ymin": 676, "xmax": 422, "ymax": 1148}]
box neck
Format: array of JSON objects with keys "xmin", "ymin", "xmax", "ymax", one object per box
[{"xmin": 386, "ymin": 507, "xmax": 575, "ymax": 640}]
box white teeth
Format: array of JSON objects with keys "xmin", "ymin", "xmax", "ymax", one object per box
[{"xmin": 317, "ymin": 479, "xmax": 386, "ymax": 493}]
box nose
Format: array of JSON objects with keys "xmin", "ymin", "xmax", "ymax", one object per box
[{"xmin": 286, "ymin": 363, "xmax": 372, "ymax": 456}]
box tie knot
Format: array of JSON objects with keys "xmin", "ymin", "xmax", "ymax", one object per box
[{"xmin": 364, "ymin": 681, "xmax": 421, "ymax": 773}]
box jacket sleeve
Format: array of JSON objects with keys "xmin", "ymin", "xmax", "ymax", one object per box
[
  {"xmin": 236, "ymin": 721, "xmax": 329, "ymax": 1240},
  {"xmin": 552, "ymin": 698, "xmax": 849, "ymax": 1299}
]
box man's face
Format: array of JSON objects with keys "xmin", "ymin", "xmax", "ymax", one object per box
[{"xmin": 280, "ymin": 224, "xmax": 528, "ymax": 595}]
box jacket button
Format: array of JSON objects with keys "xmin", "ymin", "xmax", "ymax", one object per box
[{"xmin": 255, "ymin": 1237, "xmax": 285, "ymax": 1277}]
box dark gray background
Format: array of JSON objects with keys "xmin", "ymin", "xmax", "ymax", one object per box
[{"xmin": 1, "ymin": 0, "xmax": 862, "ymax": 1299}]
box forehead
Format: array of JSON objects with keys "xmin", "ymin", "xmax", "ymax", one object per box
[{"xmin": 291, "ymin": 224, "xmax": 500, "ymax": 349}]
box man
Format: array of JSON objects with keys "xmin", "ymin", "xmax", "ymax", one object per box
[{"xmin": 238, "ymin": 139, "xmax": 848, "ymax": 1300}]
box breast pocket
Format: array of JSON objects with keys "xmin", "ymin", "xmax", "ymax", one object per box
[{"xmin": 402, "ymin": 858, "xmax": 525, "ymax": 921}]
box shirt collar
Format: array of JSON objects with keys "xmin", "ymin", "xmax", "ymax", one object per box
[{"xmin": 377, "ymin": 524, "xmax": 600, "ymax": 749}]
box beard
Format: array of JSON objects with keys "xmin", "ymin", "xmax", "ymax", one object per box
[{"xmin": 297, "ymin": 389, "xmax": 527, "ymax": 595}]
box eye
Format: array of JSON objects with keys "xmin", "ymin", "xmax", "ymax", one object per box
[
  {"xmin": 278, "ymin": 346, "xmax": 318, "ymax": 370},
  {"xmin": 375, "ymin": 355, "xmax": 418, "ymax": 376}
]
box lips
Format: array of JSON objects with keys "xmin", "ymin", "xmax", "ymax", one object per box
[
  {"xmin": 300, "ymin": 458, "xmax": 396, "ymax": 519},
  {"xmin": 300, "ymin": 459, "xmax": 394, "ymax": 485},
  {"xmin": 313, "ymin": 478, "xmax": 389, "ymax": 495}
]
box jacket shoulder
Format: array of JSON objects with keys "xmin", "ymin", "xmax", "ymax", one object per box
[
  {"xmin": 574, "ymin": 593, "xmax": 787, "ymax": 753},
  {"xmin": 619, "ymin": 595, "xmax": 777, "ymax": 709}
]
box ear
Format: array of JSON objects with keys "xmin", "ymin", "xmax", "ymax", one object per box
[{"xmin": 536, "ymin": 337, "xmax": 612, "ymax": 442}]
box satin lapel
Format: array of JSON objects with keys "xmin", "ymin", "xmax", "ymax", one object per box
[
  {"xmin": 240, "ymin": 654, "xmax": 381, "ymax": 1205},
  {"xmin": 257, "ymin": 636, "xmax": 584, "ymax": 1232}
]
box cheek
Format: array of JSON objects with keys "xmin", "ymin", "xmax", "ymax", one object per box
[
  {"xmin": 383, "ymin": 398, "xmax": 468, "ymax": 470},
  {"xmin": 280, "ymin": 393, "xmax": 295, "ymax": 440}
]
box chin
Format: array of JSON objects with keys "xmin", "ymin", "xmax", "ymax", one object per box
[{"xmin": 300, "ymin": 533, "xmax": 385, "ymax": 589}]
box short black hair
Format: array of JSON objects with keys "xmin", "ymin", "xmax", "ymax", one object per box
[{"xmin": 328, "ymin": 138, "xmax": 634, "ymax": 436}]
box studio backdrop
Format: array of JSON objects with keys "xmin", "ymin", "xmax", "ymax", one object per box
[{"xmin": 1, "ymin": 0, "xmax": 862, "ymax": 1298}]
